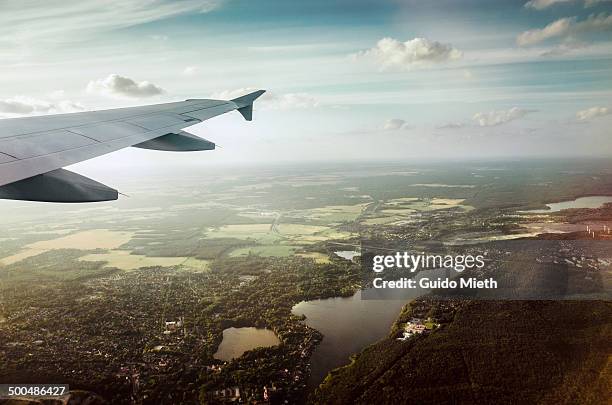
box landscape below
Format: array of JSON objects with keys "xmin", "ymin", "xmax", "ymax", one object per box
[{"xmin": 0, "ymin": 159, "xmax": 610, "ymax": 404}]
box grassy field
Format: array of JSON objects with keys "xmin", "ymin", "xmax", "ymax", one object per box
[
  {"xmin": 0, "ymin": 230, "xmax": 134, "ymax": 265},
  {"xmin": 205, "ymin": 224, "xmax": 279, "ymax": 243},
  {"xmin": 79, "ymin": 250, "xmax": 188, "ymax": 270},
  {"xmin": 361, "ymin": 197, "xmax": 473, "ymax": 226},
  {"xmin": 296, "ymin": 252, "xmax": 332, "ymax": 264},
  {"xmin": 287, "ymin": 203, "xmax": 369, "ymax": 224}
]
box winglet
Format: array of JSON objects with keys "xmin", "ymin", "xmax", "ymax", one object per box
[{"xmin": 231, "ymin": 90, "xmax": 266, "ymax": 121}]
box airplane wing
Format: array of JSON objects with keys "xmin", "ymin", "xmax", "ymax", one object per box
[{"xmin": 0, "ymin": 90, "xmax": 265, "ymax": 203}]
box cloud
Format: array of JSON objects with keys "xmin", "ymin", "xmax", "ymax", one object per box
[
  {"xmin": 437, "ymin": 122, "xmax": 466, "ymax": 130},
  {"xmin": 585, "ymin": 0, "xmax": 612, "ymax": 7},
  {"xmin": 524, "ymin": 0, "xmax": 573, "ymax": 9},
  {"xmin": 354, "ymin": 37, "xmax": 462, "ymax": 70},
  {"xmin": 576, "ymin": 106, "xmax": 610, "ymax": 120},
  {"xmin": 462, "ymin": 70, "xmax": 474, "ymax": 80},
  {"xmin": 0, "ymin": 96, "xmax": 84, "ymax": 117},
  {"xmin": 517, "ymin": 18, "xmax": 575, "ymax": 46},
  {"xmin": 383, "ymin": 118, "xmax": 409, "ymax": 130},
  {"xmin": 525, "ymin": 0, "xmax": 612, "ymax": 8},
  {"xmin": 473, "ymin": 107, "xmax": 536, "ymax": 126},
  {"xmin": 212, "ymin": 88, "xmax": 319, "ymax": 110},
  {"xmin": 1, "ymin": 1, "xmax": 223, "ymax": 44},
  {"xmin": 517, "ymin": 13, "xmax": 612, "ymax": 46},
  {"xmin": 182, "ymin": 66, "xmax": 199, "ymax": 76},
  {"xmin": 540, "ymin": 38, "xmax": 589, "ymax": 56},
  {"xmin": 87, "ymin": 74, "xmax": 165, "ymax": 98}
]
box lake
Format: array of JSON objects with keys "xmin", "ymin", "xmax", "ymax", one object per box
[
  {"xmin": 292, "ymin": 290, "xmax": 408, "ymax": 387},
  {"xmin": 334, "ymin": 250, "xmax": 360, "ymax": 260},
  {"xmin": 213, "ymin": 327, "xmax": 280, "ymax": 361},
  {"xmin": 525, "ymin": 196, "xmax": 612, "ymax": 214},
  {"xmin": 292, "ymin": 267, "xmax": 453, "ymax": 387}
]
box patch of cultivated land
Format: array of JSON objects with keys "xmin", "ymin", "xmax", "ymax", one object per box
[
  {"xmin": 0, "ymin": 229, "xmax": 134, "ymax": 265},
  {"xmin": 205, "ymin": 224, "xmax": 279, "ymax": 243},
  {"xmin": 208, "ymin": 206, "xmax": 359, "ymax": 258},
  {"xmin": 287, "ymin": 204, "xmax": 369, "ymax": 224},
  {"xmin": 296, "ymin": 252, "xmax": 331, "ymax": 264},
  {"xmin": 362, "ymin": 197, "xmax": 473, "ymax": 225},
  {"xmin": 79, "ymin": 251, "xmax": 210, "ymax": 271}
]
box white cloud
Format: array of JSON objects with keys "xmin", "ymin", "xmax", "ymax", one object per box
[
  {"xmin": 437, "ymin": 122, "xmax": 466, "ymax": 130},
  {"xmin": 0, "ymin": 1, "xmax": 223, "ymax": 43},
  {"xmin": 274, "ymin": 93, "xmax": 319, "ymax": 109},
  {"xmin": 182, "ymin": 66, "xmax": 199, "ymax": 76},
  {"xmin": 212, "ymin": 88, "xmax": 319, "ymax": 110},
  {"xmin": 540, "ymin": 38, "xmax": 589, "ymax": 56},
  {"xmin": 354, "ymin": 37, "xmax": 462, "ymax": 70},
  {"xmin": 383, "ymin": 118, "xmax": 408, "ymax": 130},
  {"xmin": 0, "ymin": 96, "xmax": 84, "ymax": 117},
  {"xmin": 517, "ymin": 18, "xmax": 575, "ymax": 46},
  {"xmin": 525, "ymin": 0, "xmax": 612, "ymax": 8},
  {"xmin": 576, "ymin": 106, "xmax": 610, "ymax": 120},
  {"xmin": 47, "ymin": 90, "xmax": 66, "ymax": 99},
  {"xmin": 585, "ymin": 0, "xmax": 612, "ymax": 7},
  {"xmin": 524, "ymin": 0, "xmax": 573, "ymax": 10},
  {"xmin": 517, "ymin": 13, "xmax": 612, "ymax": 46},
  {"xmin": 473, "ymin": 107, "xmax": 536, "ymax": 126},
  {"xmin": 87, "ymin": 74, "xmax": 165, "ymax": 98}
]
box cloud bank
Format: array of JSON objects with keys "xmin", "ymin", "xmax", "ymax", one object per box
[
  {"xmin": 383, "ymin": 118, "xmax": 409, "ymax": 130},
  {"xmin": 473, "ymin": 107, "xmax": 536, "ymax": 126},
  {"xmin": 87, "ymin": 74, "xmax": 165, "ymax": 98},
  {"xmin": 517, "ymin": 13, "xmax": 612, "ymax": 46},
  {"xmin": 525, "ymin": 0, "xmax": 611, "ymax": 9},
  {"xmin": 576, "ymin": 106, "xmax": 610, "ymax": 120},
  {"xmin": 354, "ymin": 37, "xmax": 462, "ymax": 70},
  {"xmin": 0, "ymin": 96, "xmax": 84, "ymax": 117},
  {"xmin": 1, "ymin": 0, "xmax": 223, "ymax": 43}
]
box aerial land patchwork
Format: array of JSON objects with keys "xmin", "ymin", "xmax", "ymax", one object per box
[{"xmin": 1, "ymin": 160, "xmax": 611, "ymax": 404}]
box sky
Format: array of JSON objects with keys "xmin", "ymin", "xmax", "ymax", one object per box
[{"xmin": 0, "ymin": 0, "xmax": 611, "ymax": 176}]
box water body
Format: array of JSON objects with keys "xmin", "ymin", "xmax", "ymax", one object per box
[
  {"xmin": 213, "ymin": 327, "xmax": 280, "ymax": 361},
  {"xmin": 292, "ymin": 290, "xmax": 407, "ymax": 387},
  {"xmin": 293, "ymin": 268, "xmax": 452, "ymax": 387},
  {"xmin": 525, "ymin": 196, "xmax": 612, "ymax": 214},
  {"xmin": 334, "ymin": 250, "xmax": 360, "ymax": 260}
]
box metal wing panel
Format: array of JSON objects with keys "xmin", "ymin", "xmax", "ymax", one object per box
[
  {"xmin": 0, "ymin": 100, "xmax": 195, "ymax": 139},
  {"xmin": 0, "ymin": 130, "xmax": 96, "ymax": 159},
  {"xmin": 0, "ymin": 153, "xmax": 17, "ymax": 164},
  {"xmin": 179, "ymin": 102, "xmax": 237, "ymax": 121},
  {"xmin": 68, "ymin": 122, "xmax": 149, "ymax": 142}
]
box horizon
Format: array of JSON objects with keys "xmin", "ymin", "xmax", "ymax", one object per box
[{"xmin": 0, "ymin": 0, "xmax": 611, "ymax": 172}]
